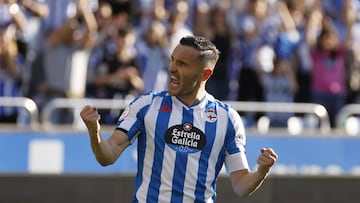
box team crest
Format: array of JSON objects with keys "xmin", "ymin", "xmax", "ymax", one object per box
[{"xmin": 205, "ymin": 109, "xmax": 217, "ymax": 122}]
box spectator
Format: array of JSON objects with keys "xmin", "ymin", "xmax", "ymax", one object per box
[
  {"xmin": 0, "ymin": 1, "xmax": 27, "ymax": 124},
  {"xmin": 306, "ymin": 10, "xmax": 352, "ymax": 128},
  {"xmin": 86, "ymin": 25, "xmax": 143, "ymax": 124},
  {"xmin": 1, "ymin": 0, "xmax": 355, "ymax": 129},
  {"xmin": 135, "ymin": 19, "xmax": 169, "ymax": 94},
  {"xmin": 19, "ymin": 0, "xmax": 49, "ymax": 110},
  {"xmin": 344, "ymin": 0, "xmax": 360, "ymax": 104},
  {"xmin": 235, "ymin": 0, "xmax": 280, "ymax": 98},
  {"xmin": 274, "ymin": 0, "xmax": 314, "ymax": 123},
  {"xmin": 108, "ymin": 0, "xmax": 133, "ymax": 30},
  {"xmin": 232, "ymin": 0, "xmax": 281, "ymax": 125},
  {"xmin": 86, "ymin": 0, "xmax": 113, "ymax": 93},
  {"xmin": 282, "ymin": 0, "xmax": 313, "ymax": 105},
  {"xmin": 205, "ymin": 5, "xmax": 233, "ymax": 100},
  {"xmin": 132, "ymin": 0, "xmax": 168, "ymax": 31},
  {"xmin": 166, "ymin": 0, "xmax": 193, "ymax": 55},
  {"xmin": 42, "ymin": 0, "xmax": 98, "ymax": 123},
  {"xmin": 0, "ymin": 21, "xmax": 24, "ymax": 123},
  {"xmin": 189, "ymin": 0, "xmax": 210, "ymax": 37},
  {"xmin": 259, "ymin": 55, "xmax": 298, "ymax": 127}
]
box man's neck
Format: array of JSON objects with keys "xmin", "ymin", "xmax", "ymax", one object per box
[{"xmin": 177, "ymin": 89, "xmax": 207, "ymax": 107}]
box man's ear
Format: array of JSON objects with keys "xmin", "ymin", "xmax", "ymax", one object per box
[{"xmin": 202, "ymin": 69, "xmax": 213, "ymax": 81}]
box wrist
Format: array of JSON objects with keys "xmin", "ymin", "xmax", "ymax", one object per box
[{"xmin": 256, "ymin": 166, "xmax": 270, "ymax": 178}]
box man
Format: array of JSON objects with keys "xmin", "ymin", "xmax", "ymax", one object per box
[{"xmin": 80, "ymin": 35, "xmax": 278, "ymax": 202}]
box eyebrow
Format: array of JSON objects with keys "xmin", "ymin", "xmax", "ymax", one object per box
[{"xmin": 171, "ymin": 55, "xmax": 187, "ymax": 65}]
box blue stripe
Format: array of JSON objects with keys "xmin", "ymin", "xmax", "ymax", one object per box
[
  {"xmin": 146, "ymin": 96, "xmax": 172, "ymax": 202},
  {"xmin": 171, "ymin": 153, "xmax": 188, "ymax": 203},
  {"xmin": 194, "ymin": 101, "xmax": 218, "ymax": 202},
  {"xmin": 170, "ymin": 107, "xmax": 193, "ymax": 202}
]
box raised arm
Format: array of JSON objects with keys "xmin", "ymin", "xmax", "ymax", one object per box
[
  {"xmin": 305, "ymin": 9, "xmax": 323, "ymax": 49},
  {"xmin": 0, "ymin": 28, "xmax": 20, "ymax": 77},
  {"xmin": 77, "ymin": 0, "xmax": 98, "ymax": 50},
  {"xmin": 21, "ymin": 0, "xmax": 49, "ymax": 18},
  {"xmin": 342, "ymin": 0, "xmax": 356, "ymax": 51},
  {"xmin": 80, "ymin": 105, "xmax": 131, "ymax": 166},
  {"xmin": 230, "ymin": 148, "xmax": 278, "ymax": 197},
  {"xmin": 277, "ymin": 1, "xmax": 296, "ymax": 32}
]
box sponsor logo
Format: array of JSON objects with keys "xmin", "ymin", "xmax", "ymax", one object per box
[
  {"xmin": 164, "ymin": 123, "xmax": 206, "ymax": 153},
  {"xmin": 160, "ymin": 105, "xmax": 171, "ymax": 112}
]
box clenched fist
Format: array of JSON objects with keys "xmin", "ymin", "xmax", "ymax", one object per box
[
  {"xmin": 257, "ymin": 148, "xmax": 278, "ymax": 175},
  {"xmin": 80, "ymin": 105, "xmax": 101, "ymax": 136}
]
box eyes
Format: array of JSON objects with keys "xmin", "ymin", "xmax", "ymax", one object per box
[{"xmin": 169, "ymin": 56, "xmax": 187, "ymax": 68}]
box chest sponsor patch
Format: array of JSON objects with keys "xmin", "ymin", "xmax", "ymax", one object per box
[{"xmin": 164, "ymin": 123, "xmax": 206, "ymax": 153}]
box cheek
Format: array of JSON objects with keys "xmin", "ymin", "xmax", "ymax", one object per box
[{"xmin": 185, "ymin": 73, "xmax": 202, "ymax": 87}]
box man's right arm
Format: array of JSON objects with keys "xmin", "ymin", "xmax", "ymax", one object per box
[{"xmin": 80, "ymin": 105, "xmax": 131, "ymax": 166}]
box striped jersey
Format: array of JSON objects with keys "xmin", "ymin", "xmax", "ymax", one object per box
[{"xmin": 116, "ymin": 91, "xmax": 249, "ymax": 203}]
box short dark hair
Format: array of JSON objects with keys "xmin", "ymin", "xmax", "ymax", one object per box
[{"xmin": 179, "ymin": 35, "xmax": 220, "ymax": 64}]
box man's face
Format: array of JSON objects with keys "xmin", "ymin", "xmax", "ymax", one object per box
[{"xmin": 168, "ymin": 45, "xmax": 206, "ymax": 97}]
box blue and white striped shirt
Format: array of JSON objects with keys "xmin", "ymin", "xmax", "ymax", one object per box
[{"xmin": 117, "ymin": 91, "xmax": 249, "ymax": 203}]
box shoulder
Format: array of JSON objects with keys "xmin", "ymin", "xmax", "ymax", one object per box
[
  {"xmin": 206, "ymin": 94, "xmax": 239, "ymax": 118},
  {"xmin": 208, "ymin": 96, "xmax": 246, "ymax": 138},
  {"xmin": 129, "ymin": 91, "xmax": 169, "ymax": 106},
  {"xmin": 212, "ymin": 98, "xmax": 243, "ymax": 125}
]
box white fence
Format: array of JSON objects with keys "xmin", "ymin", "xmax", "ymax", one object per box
[
  {"xmin": 1, "ymin": 96, "xmax": 359, "ymax": 135},
  {"xmin": 0, "ymin": 97, "xmax": 40, "ymax": 129}
]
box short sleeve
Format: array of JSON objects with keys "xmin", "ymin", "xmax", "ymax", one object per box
[
  {"xmin": 223, "ymin": 108, "xmax": 250, "ymax": 173},
  {"xmin": 116, "ymin": 94, "xmax": 152, "ymax": 143}
]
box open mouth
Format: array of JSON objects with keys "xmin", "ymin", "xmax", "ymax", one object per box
[{"xmin": 169, "ymin": 75, "xmax": 180, "ymax": 88}]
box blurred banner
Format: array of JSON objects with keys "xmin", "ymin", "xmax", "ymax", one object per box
[{"xmin": 0, "ymin": 132, "xmax": 360, "ymax": 175}]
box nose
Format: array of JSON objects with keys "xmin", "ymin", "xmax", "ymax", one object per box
[{"xmin": 168, "ymin": 61, "xmax": 177, "ymax": 73}]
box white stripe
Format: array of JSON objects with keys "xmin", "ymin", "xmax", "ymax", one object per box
[
  {"xmin": 158, "ymin": 145, "xmax": 176, "ymax": 202},
  {"xmin": 183, "ymin": 152, "xmax": 200, "ymax": 202}
]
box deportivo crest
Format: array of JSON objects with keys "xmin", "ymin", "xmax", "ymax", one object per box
[
  {"xmin": 205, "ymin": 109, "xmax": 217, "ymax": 122},
  {"xmin": 164, "ymin": 123, "xmax": 206, "ymax": 153}
]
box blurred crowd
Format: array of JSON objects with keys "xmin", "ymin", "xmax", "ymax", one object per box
[{"xmin": 0, "ymin": 0, "xmax": 360, "ymax": 128}]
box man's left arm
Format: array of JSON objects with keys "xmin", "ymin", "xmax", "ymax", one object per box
[{"xmin": 230, "ymin": 148, "xmax": 278, "ymax": 197}]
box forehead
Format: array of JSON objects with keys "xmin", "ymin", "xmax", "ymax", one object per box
[{"xmin": 172, "ymin": 45, "xmax": 201, "ymax": 63}]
